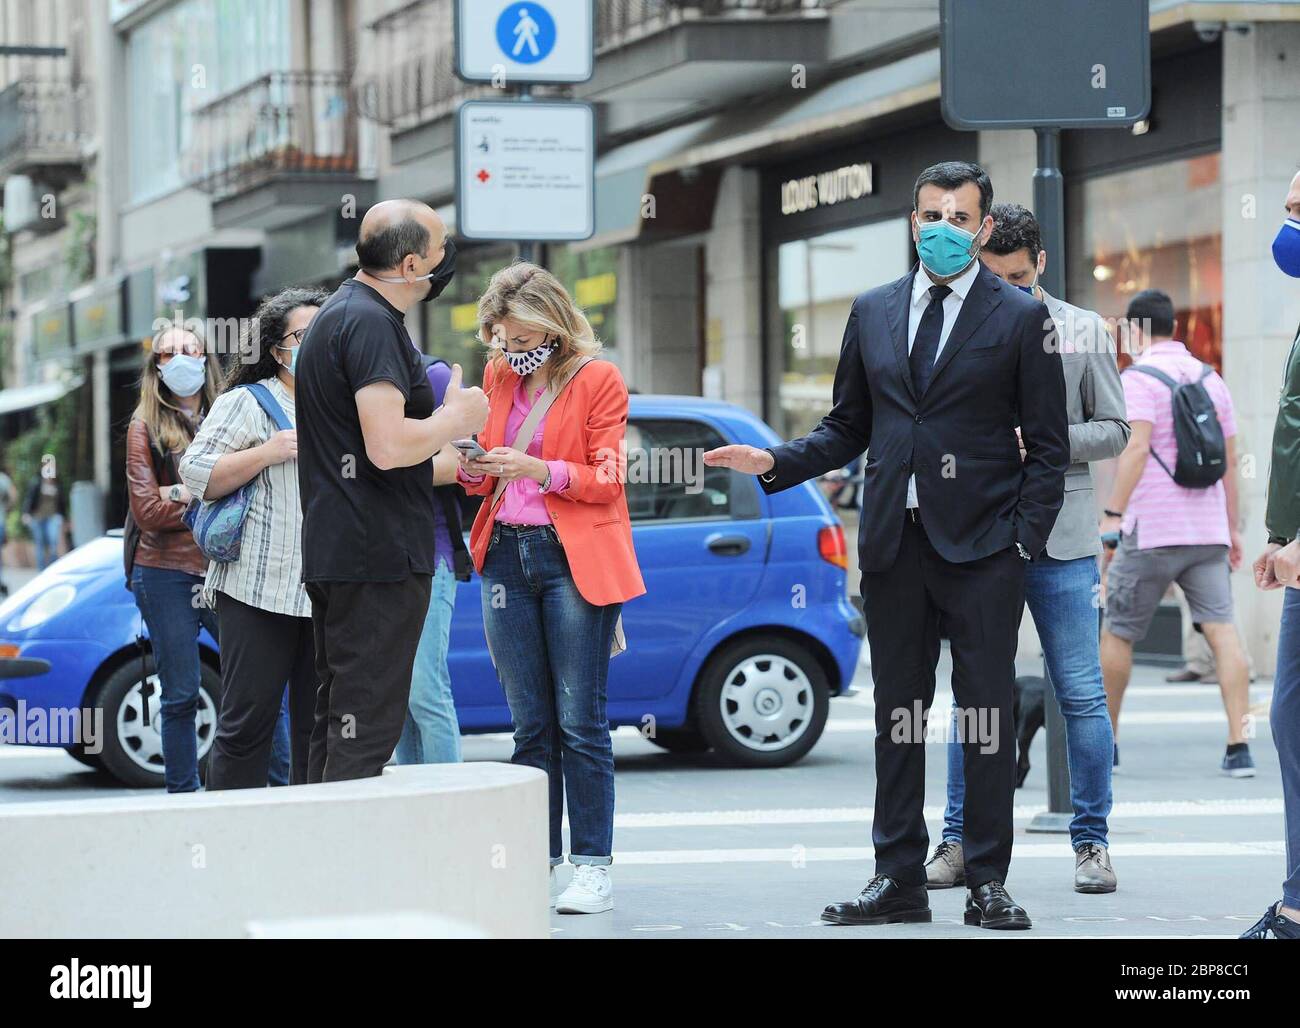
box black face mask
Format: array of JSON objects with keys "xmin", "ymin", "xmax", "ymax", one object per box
[{"xmin": 422, "ymin": 236, "xmax": 457, "ymax": 303}]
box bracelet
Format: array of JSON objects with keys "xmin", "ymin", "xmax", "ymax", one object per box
[
  {"xmin": 1103, "ymin": 508, "xmax": 1124, "ymax": 519},
  {"xmin": 540, "ymin": 468, "xmax": 552, "ymax": 493}
]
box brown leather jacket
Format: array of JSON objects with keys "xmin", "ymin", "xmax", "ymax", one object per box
[{"xmin": 126, "ymin": 417, "xmax": 207, "ymax": 578}]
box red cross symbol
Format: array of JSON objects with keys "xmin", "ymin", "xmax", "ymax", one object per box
[{"xmin": 476, "ymin": 169, "xmax": 491, "ymax": 184}]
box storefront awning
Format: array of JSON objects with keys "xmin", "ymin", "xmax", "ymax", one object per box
[
  {"xmin": 0, "ymin": 376, "xmax": 83, "ymax": 417},
  {"xmin": 585, "ymin": 50, "xmax": 941, "ymax": 249}
]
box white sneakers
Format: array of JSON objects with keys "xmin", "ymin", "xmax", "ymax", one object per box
[
  {"xmin": 549, "ymin": 866, "xmax": 561, "ymax": 909},
  {"xmin": 554, "ymin": 864, "xmax": 613, "ymax": 914}
]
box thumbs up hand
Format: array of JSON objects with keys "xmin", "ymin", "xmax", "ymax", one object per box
[{"xmin": 442, "ymin": 363, "xmax": 488, "ymax": 438}]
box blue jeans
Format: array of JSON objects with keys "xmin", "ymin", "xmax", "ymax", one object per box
[
  {"xmin": 1274, "ymin": 587, "xmax": 1300, "ymax": 909},
  {"xmin": 32, "ymin": 514, "xmax": 63, "ymax": 570},
  {"xmin": 131, "ymin": 564, "xmax": 219, "ymax": 793},
  {"xmin": 481, "ymin": 523, "xmax": 621, "ymax": 866},
  {"xmin": 395, "ymin": 561, "xmax": 461, "ymax": 764},
  {"xmin": 943, "ymin": 554, "xmax": 1113, "ymax": 848},
  {"xmin": 268, "ymin": 687, "xmax": 291, "ymax": 787}
]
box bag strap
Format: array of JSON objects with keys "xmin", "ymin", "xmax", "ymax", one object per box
[
  {"xmin": 488, "ymin": 357, "xmax": 594, "ymax": 514},
  {"xmin": 1125, "ymin": 363, "xmax": 1179, "ymax": 391},
  {"xmin": 243, "ymin": 383, "xmax": 293, "ymax": 432}
]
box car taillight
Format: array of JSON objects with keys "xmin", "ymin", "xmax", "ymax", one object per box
[{"xmin": 818, "ymin": 523, "xmax": 848, "ymax": 568}]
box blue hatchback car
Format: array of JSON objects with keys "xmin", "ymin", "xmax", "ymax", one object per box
[{"xmin": 0, "ymin": 396, "xmax": 863, "ymax": 786}]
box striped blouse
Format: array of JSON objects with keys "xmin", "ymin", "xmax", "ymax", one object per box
[{"xmin": 177, "ymin": 377, "xmax": 309, "ymax": 618}]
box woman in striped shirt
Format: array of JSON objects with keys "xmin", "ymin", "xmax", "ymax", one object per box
[{"xmin": 179, "ymin": 288, "xmax": 329, "ymax": 788}]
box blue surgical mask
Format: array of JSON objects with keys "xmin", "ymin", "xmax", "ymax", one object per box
[
  {"xmin": 1273, "ymin": 217, "xmax": 1300, "ymax": 278},
  {"xmin": 158, "ymin": 353, "xmax": 207, "ymax": 397},
  {"xmin": 916, "ymin": 219, "xmax": 981, "ymax": 279},
  {"xmin": 1016, "ymin": 271, "xmax": 1040, "ymax": 296},
  {"xmin": 276, "ymin": 344, "xmax": 299, "ymax": 376}
]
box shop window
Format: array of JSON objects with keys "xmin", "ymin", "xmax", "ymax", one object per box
[
  {"xmin": 424, "ymin": 242, "xmax": 516, "ymax": 387},
  {"xmin": 772, "ymin": 218, "xmax": 911, "ymax": 438},
  {"xmin": 549, "ymin": 245, "xmax": 620, "ymax": 350},
  {"xmin": 1067, "ymin": 153, "xmax": 1222, "ymax": 370}
]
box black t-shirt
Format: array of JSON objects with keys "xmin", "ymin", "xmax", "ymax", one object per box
[{"xmin": 296, "ymin": 278, "xmax": 436, "ymax": 582}]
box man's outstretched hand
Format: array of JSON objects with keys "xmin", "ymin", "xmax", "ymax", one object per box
[{"xmin": 702, "ymin": 445, "xmax": 775, "ymax": 477}]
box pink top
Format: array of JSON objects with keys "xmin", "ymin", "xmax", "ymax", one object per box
[
  {"xmin": 1121, "ymin": 340, "xmax": 1237, "ymax": 550},
  {"xmin": 457, "ymin": 377, "xmax": 570, "ymax": 525}
]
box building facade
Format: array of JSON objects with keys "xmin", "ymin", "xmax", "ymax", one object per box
[{"xmin": 2, "ymin": 0, "xmax": 1298, "ymax": 668}]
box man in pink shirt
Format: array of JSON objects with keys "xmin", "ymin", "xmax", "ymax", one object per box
[{"xmin": 1099, "ymin": 289, "xmax": 1253, "ymax": 777}]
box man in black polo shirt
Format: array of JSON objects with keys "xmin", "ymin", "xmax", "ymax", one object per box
[{"xmin": 296, "ymin": 199, "xmax": 488, "ymax": 782}]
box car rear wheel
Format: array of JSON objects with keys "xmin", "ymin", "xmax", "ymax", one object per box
[
  {"xmin": 695, "ymin": 637, "xmax": 830, "ymax": 768},
  {"xmin": 92, "ymin": 655, "xmax": 220, "ymax": 788},
  {"xmin": 647, "ymin": 726, "xmax": 710, "ymax": 753}
]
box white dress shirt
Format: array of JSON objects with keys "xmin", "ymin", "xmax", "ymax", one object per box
[{"xmin": 905, "ymin": 258, "xmax": 980, "ymax": 509}]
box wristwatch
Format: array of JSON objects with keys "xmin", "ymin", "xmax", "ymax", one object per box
[
  {"xmin": 168, "ymin": 484, "xmax": 184, "ymax": 502},
  {"xmin": 1016, "ymin": 543, "xmax": 1031, "ymax": 561},
  {"xmin": 1270, "ymin": 534, "xmax": 1291, "ymax": 547}
]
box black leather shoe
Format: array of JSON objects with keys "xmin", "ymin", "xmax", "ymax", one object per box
[
  {"xmin": 964, "ymin": 881, "xmax": 1032, "ymax": 930},
  {"xmin": 822, "ymin": 874, "xmax": 932, "ymax": 926}
]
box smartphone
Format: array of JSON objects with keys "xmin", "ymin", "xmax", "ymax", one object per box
[{"xmin": 452, "ymin": 438, "xmax": 488, "ymax": 460}]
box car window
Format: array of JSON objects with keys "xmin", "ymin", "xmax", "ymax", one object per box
[
  {"xmin": 626, "ymin": 417, "xmax": 759, "ymax": 523},
  {"xmin": 455, "ymin": 415, "xmax": 761, "ymax": 528}
]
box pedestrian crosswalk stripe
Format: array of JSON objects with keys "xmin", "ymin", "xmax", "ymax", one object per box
[
  {"xmin": 614, "ymin": 840, "xmax": 1286, "ymax": 865},
  {"xmin": 819, "ymin": 710, "xmax": 1267, "ymax": 732},
  {"xmin": 612, "ymin": 797, "xmax": 1284, "ymax": 829}
]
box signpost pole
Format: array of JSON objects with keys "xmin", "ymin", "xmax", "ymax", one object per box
[
  {"xmin": 517, "ymin": 82, "xmax": 538, "ymax": 265},
  {"xmin": 1026, "ymin": 124, "xmax": 1073, "ymax": 835}
]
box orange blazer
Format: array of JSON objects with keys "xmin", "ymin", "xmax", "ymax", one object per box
[{"xmin": 463, "ymin": 357, "xmax": 646, "ymax": 608}]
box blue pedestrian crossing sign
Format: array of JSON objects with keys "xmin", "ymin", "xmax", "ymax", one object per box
[
  {"xmin": 455, "ymin": 0, "xmax": 593, "ymax": 84},
  {"xmin": 496, "ymin": 4, "xmax": 555, "ymax": 65}
]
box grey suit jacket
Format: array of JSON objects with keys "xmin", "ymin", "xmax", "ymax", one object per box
[{"xmin": 1041, "ymin": 291, "xmax": 1131, "ymax": 559}]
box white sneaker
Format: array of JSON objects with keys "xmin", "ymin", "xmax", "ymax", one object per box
[
  {"xmin": 555, "ymin": 864, "xmax": 613, "ymax": 914},
  {"xmin": 549, "ymin": 866, "xmax": 561, "ymax": 909}
]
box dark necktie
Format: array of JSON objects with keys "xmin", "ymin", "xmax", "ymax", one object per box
[{"xmin": 909, "ymin": 284, "xmax": 952, "ymax": 396}]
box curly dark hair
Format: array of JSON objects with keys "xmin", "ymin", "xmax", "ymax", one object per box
[
  {"xmin": 986, "ymin": 203, "xmax": 1043, "ymax": 261},
  {"xmin": 223, "ymin": 287, "xmax": 331, "ymax": 392}
]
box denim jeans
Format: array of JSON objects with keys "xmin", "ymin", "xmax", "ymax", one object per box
[
  {"xmin": 268, "ymin": 687, "xmax": 291, "ymax": 787},
  {"xmin": 395, "ymin": 561, "xmax": 462, "ymax": 764},
  {"xmin": 131, "ymin": 564, "xmax": 219, "ymax": 793},
  {"xmin": 1274, "ymin": 587, "xmax": 1300, "ymax": 909},
  {"xmin": 481, "ymin": 523, "xmax": 621, "ymax": 866},
  {"xmin": 943, "ymin": 554, "xmax": 1113, "ymax": 848},
  {"xmin": 32, "ymin": 514, "xmax": 63, "ymax": 570}
]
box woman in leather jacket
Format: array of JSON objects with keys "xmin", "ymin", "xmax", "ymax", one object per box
[{"xmin": 125, "ymin": 325, "xmax": 220, "ymax": 792}]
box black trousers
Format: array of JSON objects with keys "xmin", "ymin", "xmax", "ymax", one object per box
[
  {"xmin": 861, "ymin": 512, "xmax": 1024, "ymax": 889},
  {"xmin": 305, "ymin": 574, "xmax": 431, "ymax": 783},
  {"xmin": 208, "ymin": 592, "xmax": 316, "ymax": 789}
]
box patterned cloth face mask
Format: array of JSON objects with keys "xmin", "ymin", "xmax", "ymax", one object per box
[{"xmin": 504, "ymin": 336, "xmax": 556, "ymax": 376}]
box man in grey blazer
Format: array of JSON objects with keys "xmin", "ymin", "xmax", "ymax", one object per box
[{"xmin": 925, "ymin": 204, "xmax": 1130, "ymax": 894}]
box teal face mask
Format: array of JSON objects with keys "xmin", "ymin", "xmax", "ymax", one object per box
[
  {"xmin": 275, "ymin": 343, "xmax": 298, "ymax": 376},
  {"xmin": 916, "ymin": 219, "xmax": 981, "ymax": 279}
]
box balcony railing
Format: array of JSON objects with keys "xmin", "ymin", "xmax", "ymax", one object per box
[
  {"xmin": 356, "ymin": 0, "xmax": 492, "ymax": 130},
  {"xmin": 0, "ymin": 79, "xmax": 93, "ymax": 179},
  {"xmin": 187, "ymin": 71, "xmax": 361, "ymax": 197},
  {"xmin": 597, "ymin": 0, "xmax": 825, "ymax": 47},
  {"xmin": 355, "ymin": 0, "xmax": 826, "ymax": 129}
]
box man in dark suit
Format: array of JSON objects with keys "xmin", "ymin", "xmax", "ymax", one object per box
[{"xmin": 704, "ymin": 161, "xmax": 1068, "ymax": 929}]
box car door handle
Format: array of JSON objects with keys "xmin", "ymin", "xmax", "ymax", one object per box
[{"xmin": 706, "ymin": 534, "xmax": 751, "ymax": 557}]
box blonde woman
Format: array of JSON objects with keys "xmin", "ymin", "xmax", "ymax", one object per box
[
  {"xmin": 126, "ymin": 325, "xmax": 221, "ymax": 792},
  {"xmin": 459, "ymin": 263, "xmax": 645, "ymax": 914}
]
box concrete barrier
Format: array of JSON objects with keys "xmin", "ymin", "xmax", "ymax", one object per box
[{"xmin": 0, "ymin": 762, "xmax": 549, "ymax": 939}]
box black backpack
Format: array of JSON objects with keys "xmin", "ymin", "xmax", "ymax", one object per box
[{"xmin": 1125, "ymin": 363, "xmax": 1227, "ymax": 489}]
